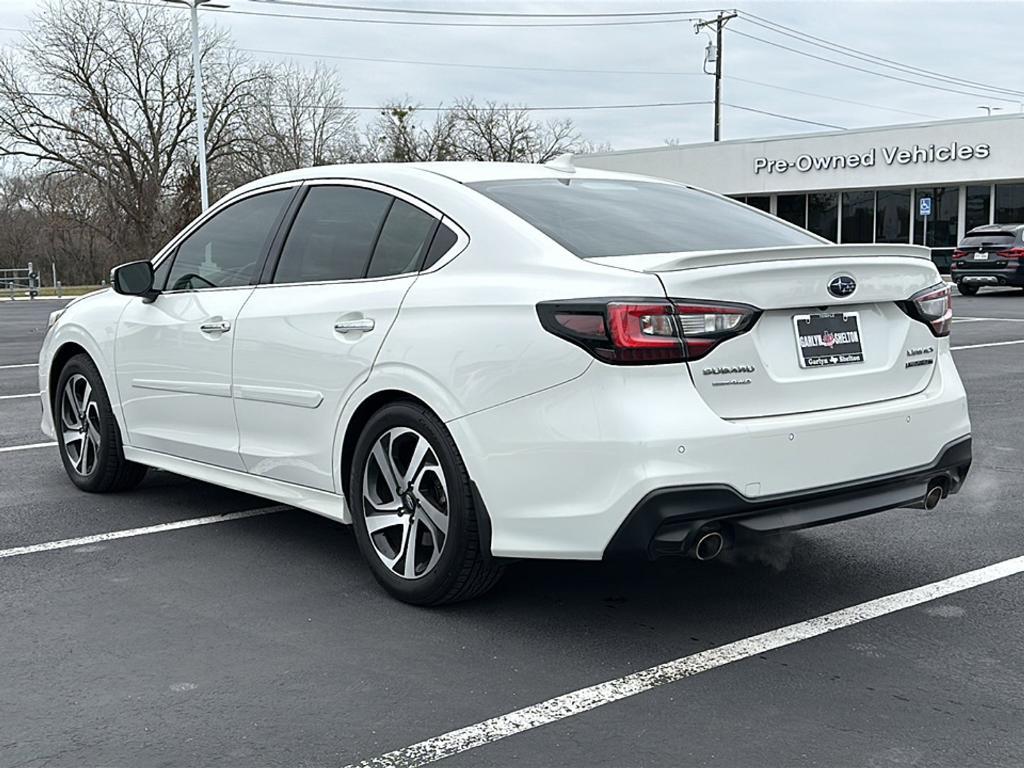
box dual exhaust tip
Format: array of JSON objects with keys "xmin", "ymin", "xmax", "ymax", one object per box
[{"xmin": 685, "ymin": 478, "xmax": 947, "ymax": 561}]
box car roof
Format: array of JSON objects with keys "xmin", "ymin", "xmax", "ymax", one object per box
[
  {"xmin": 220, "ymin": 160, "xmax": 670, "ymax": 204},
  {"xmin": 965, "ymin": 223, "xmax": 1024, "ymax": 234}
]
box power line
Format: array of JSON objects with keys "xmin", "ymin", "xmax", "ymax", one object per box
[
  {"xmin": 237, "ymin": 46, "xmax": 935, "ymax": 118},
  {"xmin": 107, "ymin": 0, "xmax": 707, "ymax": 27},
  {"xmin": 4, "ymin": 89, "xmax": 712, "ymax": 112},
  {"xmin": 242, "ymin": 47, "xmax": 707, "ymax": 78},
  {"xmin": 240, "ymin": 0, "xmax": 730, "ymax": 18},
  {"xmin": 721, "ymin": 102, "xmax": 846, "ymax": 130},
  {"xmin": 724, "ymin": 75, "xmax": 937, "ymax": 119},
  {"xmin": 727, "ymin": 27, "xmax": 1023, "ymax": 105},
  {"xmin": 738, "ymin": 11, "xmax": 1024, "ymax": 99}
]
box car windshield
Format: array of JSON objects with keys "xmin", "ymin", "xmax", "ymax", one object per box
[{"xmin": 468, "ymin": 177, "xmax": 821, "ymax": 258}]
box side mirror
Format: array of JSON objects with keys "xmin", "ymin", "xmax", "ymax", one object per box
[{"xmin": 111, "ymin": 261, "xmax": 158, "ymax": 302}]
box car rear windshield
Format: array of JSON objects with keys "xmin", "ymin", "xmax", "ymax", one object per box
[
  {"xmin": 960, "ymin": 232, "xmax": 1017, "ymax": 248},
  {"xmin": 467, "ymin": 178, "xmax": 821, "ymax": 258}
]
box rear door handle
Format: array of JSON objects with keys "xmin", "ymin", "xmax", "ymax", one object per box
[
  {"xmin": 334, "ymin": 318, "xmax": 375, "ymax": 333},
  {"xmin": 200, "ymin": 320, "xmax": 231, "ymax": 334}
]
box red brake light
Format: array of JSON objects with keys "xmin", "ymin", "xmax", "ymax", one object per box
[
  {"xmin": 1001, "ymin": 247, "xmax": 1024, "ymax": 260},
  {"xmin": 952, "ymin": 250, "xmax": 966, "ymax": 260},
  {"xmin": 538, "ymin": 298, "xmax": 760, "ymax": 364},
  {"xmin": 902, "ymin": 282, "xmax": 952, "ymax": 337}
]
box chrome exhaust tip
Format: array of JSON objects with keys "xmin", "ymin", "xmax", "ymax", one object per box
[
  {"xmin": 923, "ymin": 484, "xmax": 944, "ymax": 511},
  {"xmin": 693, "ymin": 530, "xmax": 725, "ymax": 561}
]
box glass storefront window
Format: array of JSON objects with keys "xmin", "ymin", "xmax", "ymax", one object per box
[
  {"xmin": 841, "ymin": 190, "xmax": 874, "ymax": 243},
  {"xmin": 807, "ymin": 192, "xmax": 838, "ymax": 241},
  {"xmin": 965, "ymin": 186, "xmax": 991, "ymax": 232},
  {"xmin": 746, "ymin": 195, "xmax": 770, "ymax": 212},
  {"xmin": 776, "ymin": 194, "xmax": 806, "ymax": 228},
  {"xmin": 914, "ymin": 187, "xmax": 959, "ymax": 248},
  {"xmin": 995, "ymin": 184, "xmax": 1024, "ymax": 224},
  {"xmin": 875, "ymin": 188, "xmax": 910, "ymax": 244}
]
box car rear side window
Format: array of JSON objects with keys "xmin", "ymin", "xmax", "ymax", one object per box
[
  {"xmin": 422, "ymin": 223, "xmax": 458, "ymax": 270},
  {"xmin": 366, "ymin": 199, "xmax": 439, "ymax": 279},
  {"xmin": 467, "ymin": 178, "xmax": 819, "ymax": 258},
  {"xmin": 273, "ymin": 185, "xmax": 393, "ymax": 284},
  {"xmin": 166, "ymin": 189, "xmax": 292, "ymax": 291}
]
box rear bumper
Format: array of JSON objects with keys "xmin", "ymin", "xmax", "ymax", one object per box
[
  {"xmin": 604, "ymin": 436, "xmax": 972, "ymax": 559},
  {"xmin": 450, "ymin": 346, "xmax": 971, "ymax": 561},
  {"xmin": 951, "ymin": 265, "xmax": 1024, "ymax": 287}
]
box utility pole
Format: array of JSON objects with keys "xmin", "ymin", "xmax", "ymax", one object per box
[
  {"xmin": 162, "ymin": 0, "xmax": 225, "ymax": 211},
  {"xmin": 695, "ymin": 11, "xmax": 737, "ymax": 142}
]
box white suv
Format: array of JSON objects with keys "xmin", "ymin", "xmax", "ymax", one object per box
[{"xmin": 39, "ymin": 161, "xmax": 972, "ymax": 604}]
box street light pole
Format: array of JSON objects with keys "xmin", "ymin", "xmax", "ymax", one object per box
[
  {"xmin": 189, "ymin": 1, "xmax": 210, "ymax": 211},
  {"xmin": 162, "ymin": 0, "xmax": 222, "ymax": 211},
  {"xmin": 189, "ymin": 1, "xmax": 210, "ymax": 210}
]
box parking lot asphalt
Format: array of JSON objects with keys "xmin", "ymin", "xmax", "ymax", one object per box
[{"xmin": 2, "ymin": 289, "xmax": 1024, "ymax": 768}]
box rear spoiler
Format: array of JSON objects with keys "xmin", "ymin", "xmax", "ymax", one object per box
[{"xmin": 589, "ymin": 244, "xmax": 933, "ymax": 273}]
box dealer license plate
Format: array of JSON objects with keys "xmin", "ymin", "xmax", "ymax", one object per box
[{"xmin": 794, "ymin": 312, "xmax": 864, "ymax": 368}]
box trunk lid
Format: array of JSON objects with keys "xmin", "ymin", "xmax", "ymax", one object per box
[{"xmin": 591, "ymin": 244, "xmax": 942, "ymax": 419}]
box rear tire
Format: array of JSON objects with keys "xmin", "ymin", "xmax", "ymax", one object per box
[
  {"xmin": 349, "ymin": 401, "xmax": 503, "ymax": 605},
  {"xmin": 54, "ymin": 354, "xmax": 147, "ymax": 493},
  {"xmin": 956, "ymin": 283, "xmax": 978, "ymax": 296}
]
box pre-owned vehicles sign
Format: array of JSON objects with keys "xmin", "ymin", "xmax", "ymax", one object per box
[{"xmin": 753, "ymin": 142, "xmax": 991, "ymax": 174}]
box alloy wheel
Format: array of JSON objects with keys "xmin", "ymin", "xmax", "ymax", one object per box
[
  {"xmin": 61, "ymin": 373, "xmax": 102, "ymax": 476},
  {"xmin": 362, "ymin": 427, "xmax": 449, "ymax": 580}
]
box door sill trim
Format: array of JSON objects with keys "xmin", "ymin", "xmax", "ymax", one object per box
[{"xmin": 123, "ymin": 446, "xmax": 349, "ymax": 522}]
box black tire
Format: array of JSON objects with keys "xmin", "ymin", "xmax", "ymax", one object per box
[
  {"xmin": 54, "ymin": 354, "xmax": 147, "ymax": 493},
  {"xmin": 956, "ymin": 283, "xmax": 978, "ymax": 296},
  {"xmin": 349, "ymin": 401, "xmax": 503, "ymax": 605}
]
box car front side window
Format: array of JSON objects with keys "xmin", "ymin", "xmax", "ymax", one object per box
[{"xmin": 165, "ymin": 189, "xmax": 292, "ymax": 291}]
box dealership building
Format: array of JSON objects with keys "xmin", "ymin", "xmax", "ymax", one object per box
[{"xmin": 577, "ymin": 113, "xmax": 1024, "ymax": 268}]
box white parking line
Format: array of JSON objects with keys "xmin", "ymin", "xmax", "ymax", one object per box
[
  {"xmin": 0, "ymin": 442, "xmax": 56, "ymax": 453},
  {"xmin": 0, "ymin": 505, "xmax": 290, "ymax": 560},
  {"xmin": 0, "ymin": 392, "xmax": 39, "ymax": 400},
  {"xmin": 344, "ymin": 554, "xmax": 1024, "ymax": 768},
  {"xmin": 0, "ymin": 362, "xmax": 37, "ymax": 369},
  {"xmin": 951, "ymin": 339, "xmax": 1024, "ymax": 351},
  {"xmin": 954, "ymin": 316, "xmax": 1024, "ymax": 323}
]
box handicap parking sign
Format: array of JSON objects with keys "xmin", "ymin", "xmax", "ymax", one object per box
[{"xmin": 919, "ymin": 197, "xmax": 932, "ymax": 217}]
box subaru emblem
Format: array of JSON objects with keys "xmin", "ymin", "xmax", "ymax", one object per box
[{"xmin": 828, "ymin": 275, "xmax": 857, "ymax": 298}]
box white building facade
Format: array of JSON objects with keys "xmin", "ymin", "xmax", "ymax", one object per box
[{"xmin": 577, "ymin": 113, "xmax": 1024, "ymax": 268}]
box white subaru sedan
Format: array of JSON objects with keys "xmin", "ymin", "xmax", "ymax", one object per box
[{"xmin": 39, "ymin": 160, "xmax": 972, "ymax": 604}]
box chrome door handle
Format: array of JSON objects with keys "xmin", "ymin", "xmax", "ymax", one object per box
[
  {"xmin": 334, "ymin": 318, "xmax": 375, "ymax": 333},
  {"xmin": 199, "ymin": 320, "xmax": 231, "ymax": 334}
]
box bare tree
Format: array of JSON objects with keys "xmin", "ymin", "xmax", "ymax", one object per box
[
  {"xmin": 366, "ymin": 102, "xmax": 458, "ymax": 163},
  {"xmin": 447, "ymin": 98, "xmax": 583, "ymax": 163},
  {"xmin": 231, "ymin": 60, "xmax": 360, "ymax": 184},
  {"xmin": 367, "ymin": 99, "xmax": 596, "ymax": 163},
  {"xmin": 0, "ymin": 0, "xmax": 262, "ymax": 258}
]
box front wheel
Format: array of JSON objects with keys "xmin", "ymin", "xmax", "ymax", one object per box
[
  {"xmin": 349, "ymin": 402, "xmax": 503, "ymax": 605},
  {"xmin": 956, "ymin": 283, "xmax": 979, "ymax": 296},
  {"xmin": 54, "ymin": 354, "xmax": 147, "ymax": 493}
]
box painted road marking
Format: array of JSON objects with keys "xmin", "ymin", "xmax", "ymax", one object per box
[
  {"xmin": 0, "ymin": 362, "xmax": 37, "ymax": 369},
  {"xmin": 0, "ymin": 392, "xmax": 39, "ymax": 400},
  {"xmin": 343, "ymin": 555, "xmax": 1024, "ymax": 768},
  {"xmin": 0, "ymin": 506, "xmax": 290, "ymax": 560},
  {"xmin": 953, "ymin": 317, "xmax": 1024, "ymax": 323},
  {"xmin": 0, "ymin": 442, "xmax": 56, "ymax": 453},
  {"xmin": 951, "ymin": 339, "xmax": 1024, "ymax": 351}
]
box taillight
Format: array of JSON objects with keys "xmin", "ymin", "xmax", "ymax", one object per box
[
  {"xmin": 1001, "ymin": 247, "xmax": 1024, "ymax": 261},
  {"xmin": 537, "ymin": 298, "xmax": 760, "ymax": 364},
  {"xmin": 952, "ymin": 250, "xmax": 966, "ymax": 260},
  {"xmin": 900, "ymin": 282, "xmax": 952, "ymax": 337}
]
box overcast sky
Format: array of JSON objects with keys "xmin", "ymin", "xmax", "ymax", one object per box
[{"xmin": 1, "ymin": 0, "xmax": 1021, "ymax": 150}]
